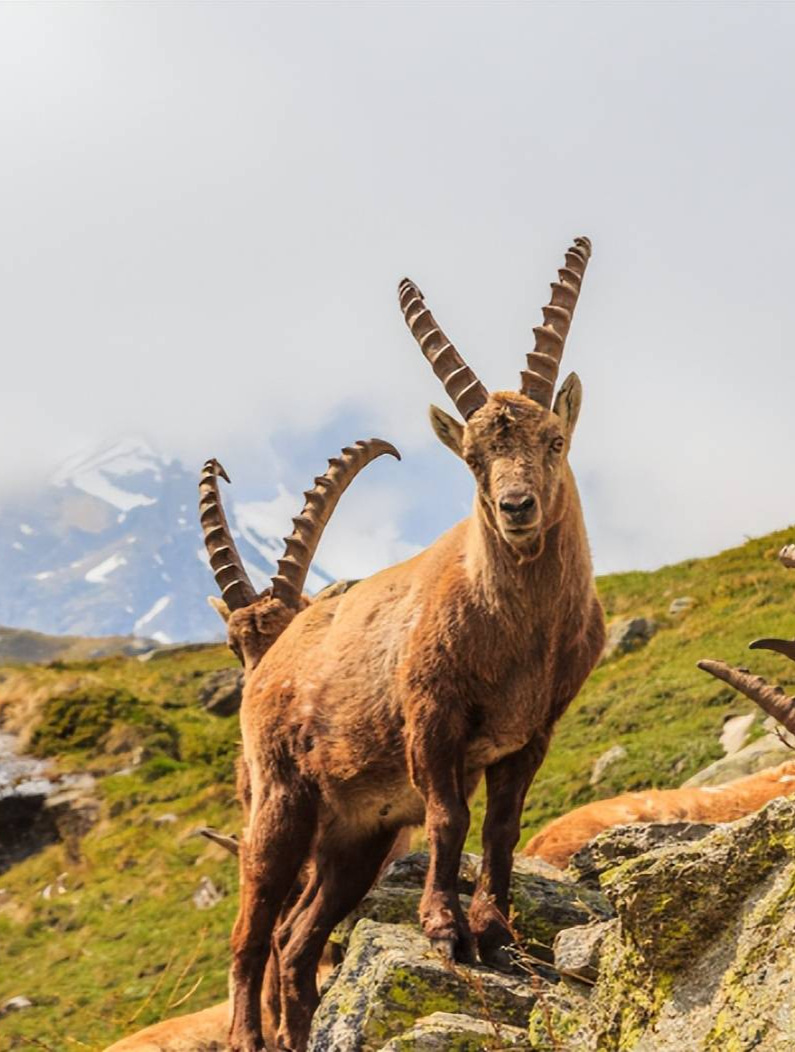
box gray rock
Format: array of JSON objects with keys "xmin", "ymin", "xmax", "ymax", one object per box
[
  {"xmin": 197, "ymin": 669, "xmax": 243, "ymax": 716},
  {"xmin": 332, "ymin": 851, "xmax": 612, "ymax": 962},
  {"xmin": 668, "ymin": 596, "xmax": 696, "ymax": 616},
  {"xmin": 683, "ymin": 732, "xmax": 793, "ymax": 786},
  {"xmin": 0, "ymin": 995, "xmax": 34, "ymax": 1016},
  {"xmin": 378, "ymin": 1011, "xmax": 531, "ymax": 1049},
  {"xmin": 553, "ymin": 920, "xmax": 615, "ymax": 982},
  {"xmin": 602, "ymin": 617, "xmax": 657, "ymax": 660},
  {"xmin": 589, "ymin": 744, "xmax": 627, "ymax": 786},
  {"xmin": 567, "ymin": 821, "xmax": 716, "ymax": 888},
  {"xmin": 719, "ymin": 712, "xmax": 756, "ymax": 755},
  {"xmin": 192, "ymin": 876, "xmax": 223, "ymax": 910},
  {"xmin": 309, "ymin": 920, "xmax": 537, "ymax": 1052}
]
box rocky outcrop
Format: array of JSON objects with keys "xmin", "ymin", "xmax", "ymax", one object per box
[
  {"xmin": 309, "ymin": 920, "xmax": 536, "ymax": 1051},
  {"xmin": 567, "ymin": 821, "xmax": 716, "ymax": 888},
  {"xmin": 602, "ymin": 618, "xmax": 657, "ymax": 660},
  {"xmin": 683, "ymin": 731, "xmax": 793, "ymax": 785},
  {"xmin": 590, "ymin": 744, "xmax": 627, "ymax": 786},
  {"xmin": 197, "ymin": 669, "xmax": 243, "ymax": 716},
  {"xmin": 102, "ymin": 799, "xmax": 795, "ymax": 1052},
  {"xmin": 575, "ymin": 797, "xmax": 795, "ymax": 1050},
  {"xmin": 331, "ymin": 851, "xmax": 612, "ymax": 962}
]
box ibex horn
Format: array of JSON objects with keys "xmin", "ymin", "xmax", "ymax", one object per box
[
  {"xmin": 698, "ymin": 659, "xmax": 795, "ymax": 736},
  {"xmin": 522, "ymin": 236, "xmax": 592, "ymax": 409},
  {"xmin": 399, "ymin": 278, "xmax": 489, "ymax": 421},
  {"xmin": 199, "ymin": 459, "xmax": 258, "ymax": 612},
  {"xmin": 749, "ymin": 638, "xmax": 795, "ymax": 663},
  {"xmin": 270, "ymin": 438, "xmax": 401, "ymax": 609}
]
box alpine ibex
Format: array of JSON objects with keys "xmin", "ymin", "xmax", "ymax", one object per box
[
  {"xmin": 199, "ymin": 439, "xmax": 400, "ymax": 674},
  {"xmin": 524, "ymin": 758, "xmax": 795, "ymax": 869},
  {"xmin": 700, "ymin": 543, "xmax": 795, "ymax": 737},
  {"xmin": 214, "ymin": 238, "xmax": 605, "ymax": 1052}
]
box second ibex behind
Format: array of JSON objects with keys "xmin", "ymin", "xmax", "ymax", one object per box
[{"xmin": 223, "ymin": 238, "xmax": 606, "ymax": 1052}]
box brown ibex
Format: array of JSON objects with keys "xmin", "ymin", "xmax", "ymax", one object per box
[
  {"xmin": 215, "ymin": 238, "xmax": 605, "ymax": 1052},
  {"xmin": 699, "ymin": 543, "xmax": 795, "ymax": 737},
  {"xmin": 524, "ymin": 758, "xmax": 795, "ymax": 869}
]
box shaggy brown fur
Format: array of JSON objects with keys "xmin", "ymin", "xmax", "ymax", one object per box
[
  {"xmin": 523, "ymin": 759, "xmax": 795, "ymax": 869},
  {"xmin": 222, "ymin": 241, "xmax": 605, "ymax": 1052}
]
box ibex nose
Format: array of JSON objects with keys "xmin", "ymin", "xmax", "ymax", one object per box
[{"xmin": 498, "ymin": 493, "xmax": 538, "ymax": 520}]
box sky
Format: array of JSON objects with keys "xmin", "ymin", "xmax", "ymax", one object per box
[{"xmin": 2, "ymin": 1, "xmax": 795, "ymax": 580}]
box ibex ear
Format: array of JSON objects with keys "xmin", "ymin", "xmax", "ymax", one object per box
[
  {"xmin": 553, "ymin": 373, "xmax": 582, "ymax": 438},
  {"xmin": 207, "ymin": 595, "xmax": 231, "ymax": 624},
  {"xmin": 429, "ymin": 404, "xmax": 464, "ymax": 457}
]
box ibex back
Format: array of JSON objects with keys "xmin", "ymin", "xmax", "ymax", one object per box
[{"xmin": 215, "ymin": 238, "xmax": 606, "ymax": 1052}]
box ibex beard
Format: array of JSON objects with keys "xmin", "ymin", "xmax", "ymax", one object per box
[{"xmin": 214, "ymin": 238, "xmax": 605, "ymax": 1052}]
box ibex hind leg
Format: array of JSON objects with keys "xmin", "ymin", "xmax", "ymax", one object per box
[
  {"xmin": 276, "ymin": 827, "xmax": 400, "ymax": 1052},
  {"xmin": 262, "ymin": 866, "xmax": 321, "ymax": 1046},
  {"xmin": 229, "ymin": 784, "xmax": 318, "ymax": 1052}
]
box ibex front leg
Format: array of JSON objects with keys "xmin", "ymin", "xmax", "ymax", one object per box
[
  {"xmin": 408, "ymin": 717, "xmax": 475, "ymax": 963},
  {"xmin": 470, "ymin": 736, "xmax": 548, "ymax": 970}
]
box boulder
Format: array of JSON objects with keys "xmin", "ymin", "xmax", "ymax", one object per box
[
  {"xmin": 553, "ymin": 920, "xmax": 615, "ymax": 982},
  {"xmin": 567, "ymin": 821, "xmax": 715, "ymax": 888},
  {"xmin": 668, "ymin": 596, "xmax": 695, "ymax": 616},
  {"xmin": 332, "ymin": 851, "xmax": 612, "ymax": 962},
  {"xmin": 308, "ymin": 920, "xmax": 537, "ymax": 1052},
  {"xmin": 683, "ymin": 732, "xmax": 793, "ymax": 786},
  {"xmin": 378, "ymin": 1011, "xmax": 531, "ymax": 1049},
  {"xmin": 719, "ymin": 712, "xmax": 756, "ymax": 755},
  {"xmin": 582, "ymin": 797, "xmax": 795, "ymax": 1050},
  {"xmin": 589, "ymin": 744, "xmax": 627, "ymax": 786},
  {"xmin": 192, "ymin": 876, "xmax": 223, "ymax": 910},
  {"xmin": 602, "ymin": 618, "xmax": 657, "ymax": 660},
  {"xmin": 197, "ymin": 669, "xmax": 243, "ymax": 716}
]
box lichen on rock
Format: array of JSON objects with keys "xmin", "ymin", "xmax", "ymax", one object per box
[{"xmin": 308, "ymin": 920, "xmax": 537, "ymax": 1052}]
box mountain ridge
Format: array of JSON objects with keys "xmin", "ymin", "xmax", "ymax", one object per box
[{"xmin": 0, "ymin": 438, "xmax": 334, "ymax": 644}]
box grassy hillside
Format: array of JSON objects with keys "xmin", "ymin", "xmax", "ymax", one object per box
[
  {"xmin": 1, "ymin": 526, "xmax": 794, "ymax": 1049},
  {"xmin": 0, "ymin": 625, "xmax": 161, "ymax": 665}
]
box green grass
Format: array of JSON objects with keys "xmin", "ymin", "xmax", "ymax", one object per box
[{"xmin": 1, "ymin": 526, "xmax": 794, "ymax": 1048}]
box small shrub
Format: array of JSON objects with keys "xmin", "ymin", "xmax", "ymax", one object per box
[{"xmin": 29, "ymin": 685, "xmax": 178, "ymax": 760}]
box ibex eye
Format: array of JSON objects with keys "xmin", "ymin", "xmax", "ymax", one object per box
[{"xmin": 550, "ymin": 437, "xmax": 565, "ymax": 454}]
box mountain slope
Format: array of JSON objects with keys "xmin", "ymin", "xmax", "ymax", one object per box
[
  {"xmin": 0, "ymin": 439, "xmax": 333, "ymax": 643},
  {"xmin": 1, "ymin": 524, "xmax": 794, "ymax": 1049}
]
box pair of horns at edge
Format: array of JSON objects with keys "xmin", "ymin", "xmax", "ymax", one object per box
[
  {"xmin": 399, "ymin": 236, "xmax": 592, "ymax": 420},
  {"xmin": 200, "ymin": 439, "xmax": 400, "ymax": 614}
]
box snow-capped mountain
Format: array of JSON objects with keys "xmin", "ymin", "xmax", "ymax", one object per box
[{"xmin": 0, "ymin": 439, "xmax": 334, "ymax": 643}]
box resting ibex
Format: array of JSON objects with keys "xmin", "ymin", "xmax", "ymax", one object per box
[
  {"xmin": 700, "ymin": 544, "xmax": 795, "ymax": 737},
  {"xmin": 524, "ymin": 758, "xmax": 795, "ymax": 869},
  {"xmin": 215, "ymin": 238, "xmax": 605, "ymax": 1052}
]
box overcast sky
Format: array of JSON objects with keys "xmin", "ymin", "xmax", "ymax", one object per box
[{"xmin": 2, "ymin": 1, "xmax": 794, "ymax": 579}]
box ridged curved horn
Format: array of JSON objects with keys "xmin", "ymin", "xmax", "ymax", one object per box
[
  {"xmin": 522, "ymin": 236, "xmax": 592, "ymax": 408},
  {"xmin": 271, "ymin": 438, "xmax": 401, "ymax": 608},
  {"xmin": 749, "ymin": 638, "xmax": 795, "ymax": 663},
  {"xmin": 698, "ymin": 659, "xmax": 795, "ymax": 736},
  {"xmin": 398, "ymin": 278, "xmax": 488, "ymax": 421},
  {"xmin": 199, "ymin": 459, "xmax": 258, "ymax": 612}
]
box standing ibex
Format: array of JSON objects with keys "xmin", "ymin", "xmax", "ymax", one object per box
[{"xmin": 217, "ymin": 238, "xmax": 605, "ymax": 1052}]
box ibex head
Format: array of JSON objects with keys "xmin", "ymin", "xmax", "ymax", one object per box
[
  {"xmin": 399, "ymin": 236, "xmax": 590, "ymax": 555},
  {"xmin": 200, "ymin": 440, "xmax": 400, "ymax": 671}
]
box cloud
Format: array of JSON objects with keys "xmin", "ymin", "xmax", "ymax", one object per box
[{"xmin": 2, "ymin": 2, "xmax": 794, "ymax": 573}]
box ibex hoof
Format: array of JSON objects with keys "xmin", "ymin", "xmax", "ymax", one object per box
[
  {"xmin": 478, "ymin": 942, "xmax": 518, "ymax": 974},
  {"xmin": 430, "ymin": 934, "xmax": 476, "ymax": 965}
]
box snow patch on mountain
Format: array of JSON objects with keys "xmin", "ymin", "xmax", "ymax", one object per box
[
  {"xmin": 85, "ymin": 553, "xmax": 128, "ymax": 584},
  {"xmin": 1, "ymin": 438, "xmax": 347, "ymax": 641},
  {"xmin": 134, "ymin": 595, "xmax": 171, "ymax": 633}
]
